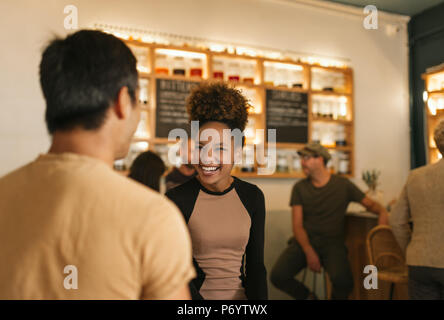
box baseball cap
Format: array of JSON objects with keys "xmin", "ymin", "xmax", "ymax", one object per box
[{"xmin": 297, "ymin": 142, "xmax": 331, "ymax": 162}]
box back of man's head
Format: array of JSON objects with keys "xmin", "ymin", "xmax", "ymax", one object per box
[
  {"xmin": 434, "ymin": 119, "xmax": 444, "ymax": 156},
  {"xmin": 39, "ymin": 30, "xmax": 138, "ymax": 134}
]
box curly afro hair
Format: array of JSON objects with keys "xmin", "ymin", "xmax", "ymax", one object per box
[{"xmin": 186, "ymin": 81, "xmax": 250, "ymax": 132}]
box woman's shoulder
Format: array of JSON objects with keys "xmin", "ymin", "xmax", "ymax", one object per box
[
  {"xmin": 165, "ymin": 177, "xmax": 200, "ymax": 200},
  {"xmin": 232, "ymin": 176, "xmax": 265, "ymax": 206}
]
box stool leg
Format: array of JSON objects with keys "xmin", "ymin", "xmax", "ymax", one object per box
[
  {"xmin": 389, "ymin": 283, "xmax": 395, "ymax": 300},
  {"xmin": 323, "ymin": 270, "xmax": 328, "ymax": 300},
  {"xmin": 313, "ymin": 270, "xmax": 317, "ymax": 296}
]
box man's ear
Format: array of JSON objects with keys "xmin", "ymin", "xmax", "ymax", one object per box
[{"xmin": 113, "ymin": 86, "xmax": 132, "ymax": 120}]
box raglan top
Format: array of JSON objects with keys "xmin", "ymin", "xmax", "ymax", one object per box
[{"xmin": 166, "ymin": 176, "xmax": 268, "ymax": 300}]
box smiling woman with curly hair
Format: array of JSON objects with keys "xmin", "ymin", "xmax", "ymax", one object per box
[{"xmin": 166, "ymin": 81, "xmax": 268, "ymax": 300}]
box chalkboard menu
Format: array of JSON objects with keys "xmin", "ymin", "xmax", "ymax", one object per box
[
  {"xmin": 266, "ymin": 89, "xmax": 308, "ymax": 143},
  {"xmin": 155, "ymin": 79, "xmax": 199, "ymax": 138}
]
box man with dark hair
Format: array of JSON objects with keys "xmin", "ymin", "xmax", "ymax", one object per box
[
  {"xmin": 0, "ymin": 30, "xmax": 194, "ymax": 299},
  {"xmin": 270, "ymin": 143, "xmax": 388, "ymax": 300}
]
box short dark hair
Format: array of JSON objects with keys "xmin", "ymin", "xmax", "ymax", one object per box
[
  {"xmin": 39, "ymin": 30, "xmax": 138, "ymax": 134},
  {"xmin": 128, "ymin": 151, "xmax": 166, "ymax": 192}
]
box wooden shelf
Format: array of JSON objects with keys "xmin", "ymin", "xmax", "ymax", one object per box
[
  {"xmin": 310, "ymin": 90, "xmax": 351, "ymax": 96},
  {"xmin": 153, "ymin": 73, "xmax": 206, "ymax": 82},
  {"xmin": 311, "ymin": 117, "xmax": 352, "ymax": 125},
  {"xmin": 428, "ymin": 90, "xmax": 444, "ymax": 95}
]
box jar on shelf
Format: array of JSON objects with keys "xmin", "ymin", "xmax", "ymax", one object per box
[
  {"xmin": 312, "ymin": 99, "xmax": 320, "ymax": 118},
  {"xmin": 276, "ymin": 152, "xmax": 289, "ymax": 173},
  {"xmin": 242, "ymin": 63, "xmax": 255, "ymax": 84},
  {"xmin": 241, "ymin": 145, "xmax": 255, "ymax": 172},
  {"xmin": 213, "ymin": 60, "xmax": 224, "ymax": 80},
  {"xmin": 291, "ymin": 69, "xmax": 304, "ymax": 88},
  {"xmin": 173, "ymin": 56, "xmax": 186, "ymax": 76},
  {"xmin": 321, "ymin": 123, "xmax": 336, "ymax": 148},
  {"xmin": 264, "ymin": 66, "xmax": 275, "ymax": 86},
  {"xmin": 322, "ymin": 72, "xmax": 334, "ymax": 91},
  {"xmin": 155, "ymin": 54, "xmax": 169, "ymax": 75},
  {"xmin": 291, "ymin": 153, "xmax": 302, "ymax": 173},
  {"xmin": 227, "ymin": 62, "xmax": 240, "ymax": 82},
  {"xmin": 190, "ymin": 58, "xmax": 203, "ymax": 78}
]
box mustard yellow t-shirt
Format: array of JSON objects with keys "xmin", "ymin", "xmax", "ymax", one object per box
[{"xmin": 0, "ymin": 153, "xmax": 195, "ymax": 299}]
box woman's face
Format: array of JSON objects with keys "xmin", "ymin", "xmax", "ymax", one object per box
[{"xmin": 193, "ymin": 121, "xmax": 240, "ymax": 191}]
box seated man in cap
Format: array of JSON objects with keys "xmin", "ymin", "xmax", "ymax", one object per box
[{"xmin": 270, "ymin": 143, "xmax": 388, "ymax": 300}]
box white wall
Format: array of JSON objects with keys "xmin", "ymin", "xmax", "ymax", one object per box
[{"xmin": 0, "ymin": 0, "xmax": 410, "ymax": 210}]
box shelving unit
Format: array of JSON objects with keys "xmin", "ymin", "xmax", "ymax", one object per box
[
  {"xmin": 119, "ymin": 40, "xmax": 355, "ymax": 179},
  {"xmin": 422, "ymin": 66, "xmax": 444, "ymax": 164}
]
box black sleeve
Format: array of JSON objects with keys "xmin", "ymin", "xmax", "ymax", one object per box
[
  {"xmin": 346, "ymin": 179, "xmax": 366, "ymax": 203},
  {"xmin": 245, "ymin": 186, "xmax": 268, "ymax": 300}
]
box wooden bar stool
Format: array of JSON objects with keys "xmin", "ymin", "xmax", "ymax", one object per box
[{"xmin": 366, "ymin": 225, "xmax": 408, "ymax": 299}]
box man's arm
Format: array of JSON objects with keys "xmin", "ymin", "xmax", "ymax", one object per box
[
  {"xmin": 292, "ymin": 205, "xmax": 321, "ymax": 273},
  {"xmin": 389, "ymin": 185, "xmax": 412, "ymax": 252},
  {"xmin": 360, "ymin": 196, "xmax": 389, "ymax": 225}
]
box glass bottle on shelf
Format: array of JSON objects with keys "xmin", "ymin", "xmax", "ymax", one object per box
[
  {"xmin": 190, "ymin": 58, "xmax": 203, "ymax": 78},
  {"xmin": 338, "ymin": 152, "xmax": 350, "ymax": 174},
  {"xmin": 155, "ymin": 54, "xmax": 169, "ymax": 75},
  {"xmin": 264, "ymin": 65, "xmax": 275, "ymax": 86},
  {"xmin": 213, "ymin": 60, "xmax": 224, "ymax": 80},
  {"xmin": 276, "ymin": 67, "xmax": 288, "ymax": 87},
  {"xmin": 325, "ymin": 99, "xmax": 333, "ymax": 119},
  {"xmin": 311, "ymin": 123, "xmax": 321, "ymax": 144},
  {"xmin": 138, "ymin": 79, "xmax": 149, "ymax": 106},
  {"xmin": 333, "ymin": 72, "xmax": 346, "ymax": 92},
  {"xmin": 335, "ymin": 124, "xmax": 347, "ymax": 146},
  {"xmin": 323, "ymin": 72, "xmax": 334, "ymax": 91},
  {"xmin": 227, "ymin": 62, "xmax": 240, "ymax": 82},
  {"xmin": 173, "ymin": 56, "xmax": 186, "ymax": 76},
  {"xmin": 339, "ymin": 98, "xmax": 348, "ymax": 120}
]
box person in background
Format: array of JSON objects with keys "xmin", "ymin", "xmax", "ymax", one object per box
[
  {"xmin": 390, "ymin": 119, "xmax": 444, "ymax": 300},
  {"xmin": 166, "ymin": 82, "xmax": 268, "ymax": 300},
  {"xmin": 129, "ymin": 150, "xmax": 166, "ymax": 192},
  {"xmin": 0, "ymin": 30, "xmax": 194, "ymax": 299},
  {"xmin": 270, "ymin": 143, "xmax": 389, "ymax": 300},
  {"xmin": 165, "ymin": 139, "xmax": 197, "ymax": 192}
]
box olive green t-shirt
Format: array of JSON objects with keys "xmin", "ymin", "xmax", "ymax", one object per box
[{"xmin": 290, "ymin": 175, "xmax": 365, "ymax": 239}]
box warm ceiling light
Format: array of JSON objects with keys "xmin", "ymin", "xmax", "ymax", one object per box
[{"xmin": 156, "ymin": 49, "xmax": 206, "ymax": 59}]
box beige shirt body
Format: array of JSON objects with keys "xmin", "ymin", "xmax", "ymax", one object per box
[
  {"xmin": 390, "ymin": 158, "xmax": 444, "ymax": 268},
  {"xmin": 188, "ymin": 189, "xmax": 251, "ymax": 300},
  {"xmin": 0, "ymin": 153, "xmax": 195, "ymax": 299}
]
